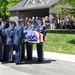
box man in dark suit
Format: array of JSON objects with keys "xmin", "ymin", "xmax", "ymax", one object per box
[
  {"xmin": 13, "ymin": 20, "xmax": 24, "ymax": 65},
  {"xmin": 35, "ymin": 18, "xmax": 46, "ymax": 62},
  {"xmin": 65, "ymin": 16, "xmax": 73, "ymax": 29},
  {"xmin": 26, "ymin": 21, "xmax": 33, "ymax": 60},
  {"xmin": 5, "ymin": 21, "xmax": 14, "ymax": 63}
]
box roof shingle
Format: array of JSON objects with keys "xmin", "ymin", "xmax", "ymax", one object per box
[{"xmin": 8, "ymin": 0, "xmax": 59, "ymax": 11}]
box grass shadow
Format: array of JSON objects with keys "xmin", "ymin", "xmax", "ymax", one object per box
[{"xmin": 68, "ymin": 39, "xmax": 75, "ymax": 45}]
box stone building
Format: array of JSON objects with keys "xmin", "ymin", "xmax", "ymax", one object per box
[{"xmin": 8, "ymin": 0, "xmax": 60, "ymax": 22}]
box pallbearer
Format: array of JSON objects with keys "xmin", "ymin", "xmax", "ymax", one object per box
[
  {"xmin": 26, "ymin": 21, "xmax": 33, "ymax": 60},
  {"xmin": 5, "ymin": 21, "xmax": 14, "ymax": 63},
  {"xmin": 0, "ymin": 20, "xmax": 7, "ymax": 61},
  {"xmin": 13, "ymin": 20, "xmax": 23, "ymax": 65},
  {"xmin": 21, "ymin": 20, "xmax": 26, "ymax": 60},
  {"xmin": 35, "ymin": 18, "xmax": 46, "ymax": 62}
]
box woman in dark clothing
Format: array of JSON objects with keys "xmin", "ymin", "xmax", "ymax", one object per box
[{"xmin": 44, "ymin": 16, "xmax": 50, "ymax": 29}]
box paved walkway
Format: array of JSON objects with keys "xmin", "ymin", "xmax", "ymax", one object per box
[
  {"xmin": 33, "ymin": 50, "xmax": 75, "ymax": 63},
  {"xmin": 0, "ymin": 51, "xmax": 75, "ymax": 75},
  {"xmin": 0, "ymin": 64, "xmax": 31, "ymax": 75}
]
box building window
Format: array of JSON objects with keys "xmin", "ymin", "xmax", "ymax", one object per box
[{"xmin": 25, "ymin": 0, "xmax": 44, "ymax": 6}]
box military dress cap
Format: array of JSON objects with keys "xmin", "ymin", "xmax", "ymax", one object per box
[
  {"xmin": 18, "ymin": 19, "xmax": 25, "ymax": 23},
  {"xmin": 37, "ymin": 17, "xmax": 42, "ymax": 20},
  {"xmin": 2, "ymin": 19, "xmax": 7, "ymax": 22},
  {"xmin": 9, "ymin": 20, "xmax": 15, "ymax": 23},
  {"xmin": 27, "ymin": 21, "xmax": 32, "ymax": 24}
]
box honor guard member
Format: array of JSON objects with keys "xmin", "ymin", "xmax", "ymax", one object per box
[
  {"xmin": 21, "ymin": 19, "xmax": 26, "ymax": 60},
  {"xmin": 35, "ymin": 18, "xmax": 46, "ymax": 62},
  {"xmin": 5, "ymin": 21, "xmax": 14, "ymax": 63},
  {"xmin": 13, "ymin": 20, "xmax": 23, "ymax": 65},
  {"xmin": 26, "ymin": 21, "xmax": 33, "ymax": 60},
  {"xmin": 0, "ymin": 20, "xmax": 7, "ymax": 61}
]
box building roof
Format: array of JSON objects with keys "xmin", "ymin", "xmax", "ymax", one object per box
[{"xmin": 8, "ymin": 0, "xmax": 60, "ymax": 11}]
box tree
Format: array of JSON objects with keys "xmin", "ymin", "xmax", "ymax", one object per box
[
  {"xmin": 65, "ymin": 0, "xmax": 75, "ymax": 8},
  {"xmin": 55, "ymin": 0, "xmax": 75, "ymax": 18},
  {"xmin": 0, "ymin": 0, "xmax": 22, "ymax": 19},
  {"xmin": 7, "ymin": 0, "xmax": 21, "ymax": 9},
  {"xmin": 7, "ymin": 0, "xmax": 22, "ymax": 19},
  {"xmin": 0, "ymin": 0, "xmax": 8, "ymax": 19}
]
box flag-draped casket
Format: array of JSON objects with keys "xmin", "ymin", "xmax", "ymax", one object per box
[{"xmin": 23, "ymin": 30, "xmax": 44, "ymax": 43}]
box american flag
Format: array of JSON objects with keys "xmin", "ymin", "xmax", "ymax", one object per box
[{"xmin": 24, "ymin": 30, "xmax": 44, "ymax": 43}]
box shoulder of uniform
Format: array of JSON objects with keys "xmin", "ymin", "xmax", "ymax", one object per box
[
  {"xmin": 6, "ymin": 27, "xmax": 9, "ymax": 30},
  {"xmin": 0, "ymin": 25, "xmax": 3, "ymax": 27},
  {"xmin": 5, "ymin": 27, "xmax": 9, "ymax": 30},
  {"xmin": 15, "ymin": 26, "xmax": 18, "ymax": 28},
  {"xmin": 14, "ymin": 26, "xmax": 17, "ymax": 30}
]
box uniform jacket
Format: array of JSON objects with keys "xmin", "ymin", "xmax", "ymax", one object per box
[
  {"xmin": 13, "ymin": 25, "xmax": 23, "ymax": 45},
  {"xmin": 35, "ymin": 24, "xmax": 46, "ymax": 37},
  {"xmin": 26, "ymin": 26, "xmax": 33, "ymax": 31},
  {"xmin": 0, "ymin": 25, "xmax": 5, "ymax": 44},
  {"xmin": 5, "ymin": 27, "xmax": 14, "ymax": 45}
]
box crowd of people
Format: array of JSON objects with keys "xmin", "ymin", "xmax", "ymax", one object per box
[
  {"xmin": 0, "ymin": 15, "xmax": 75, "ymax": 65},
  {"xmin": 49, "ymin": 15, "xmax": 75, "ymax": 29},
  {"xmin": 0, "ymin": 18, "xmax": 46, "ymax": 65},
  {"xmin": 22, "ymin": 15, "xmax": 75, "ymax": 29}
]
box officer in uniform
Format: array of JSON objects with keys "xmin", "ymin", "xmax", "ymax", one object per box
[
  {"xmin": 26, "ymin": 21, "xmax": 33, "ymax": 60},
  {"xmin": 35, "ymin": 18, "xmax": 46, "ymax": 62},
  {"xmin": 5, "ymin": 21, "xmax": 14, "ymax": 63},
  {"xmin": 13, "ymin": 20, "xmax": 24, "ymax": 64},
  {"xmin": 21, "ymin": 20, "xmax": 26, "ymax": 60},
  {"xmin": 0, "ymin": 20, "xmax": 7, "ymax": 61}
]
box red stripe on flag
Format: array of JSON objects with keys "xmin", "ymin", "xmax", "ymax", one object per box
[{"xmin": 37, "ymin": 32, "xmax": 43, "ymax": 43}]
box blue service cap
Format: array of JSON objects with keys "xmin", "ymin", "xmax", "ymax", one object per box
[
  {"xmin": 37, "ymin": 17, "xmax": 42, "ymax": 20},
  {"xmin": 2, "ymin": 20, "xmax": 7, "ymax": 22},
  {"xmin": 18, "ymin": 19, "xmax": 25, "ymax": 23},
  {"xmin": 27, "ymin": 21, "xmax": 32, "ymax": 24},
  {"xmin": 9, "ymin": 20, "xmax": 15, "ymax": 23}
]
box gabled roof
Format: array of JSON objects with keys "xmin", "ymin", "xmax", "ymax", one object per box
[{"xmin": 8, "ymin": 0, "xmax": 60, "ymax": 11}]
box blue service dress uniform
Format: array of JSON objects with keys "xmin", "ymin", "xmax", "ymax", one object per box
[
  {"xmin": 35, "ymin": 24, "xmax": 46, "ymax": 62},
  {"xmin": 13, "ymin": 25, "xmax": 23, "ymax": 64},
  {"xmin": 25, "ymin": 26, "xmax": 33, "ymax": 60},
  {"xmin": 5, "ymin": 27, "xmax": 14, "ymax": 62},
  {"xmin": 0, "ymin": 25, "xmax": 5, "ymax": 61},
  {"xmin": 21, "ymin": 25, "xmax": 27, "ymax": 60}
]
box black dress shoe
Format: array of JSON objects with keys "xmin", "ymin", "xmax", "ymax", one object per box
[
  {"xmin": 0, "ymin": 60, "xmax": 4, "ymax": 62},
  {"xmin": 36, "ymin": 60, "xmax": 43, "ymax": 63},
  {"xmin": 26, "ymin": 58, "xmax": 32, "ymax": 61},
  {"xmin": 9, "ymin": 61, "xmax": 13, "ymax": 63},
  {"xmin": 16, "ymin": 62, "xmax": 21, "ymax": 65}
]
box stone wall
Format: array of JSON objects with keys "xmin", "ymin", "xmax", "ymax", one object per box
[
  {"xmin": 49, "ymin": 7, "xmax": 57, "ymax": 17},
  {"xmin": 19, "ymin": 9, "xmax": 49, "ymax": 19},
  {"xmin": 9, "ymin": 11, "xmax": 19, "ymax": 24}
]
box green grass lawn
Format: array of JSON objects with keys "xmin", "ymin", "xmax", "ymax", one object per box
[{"xmin": 33, "ymin": 33, "xmax": 75, "ymax": 55}]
